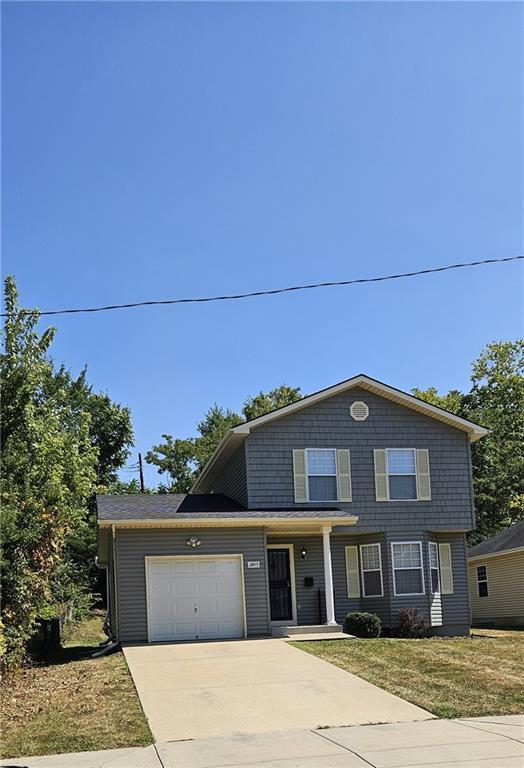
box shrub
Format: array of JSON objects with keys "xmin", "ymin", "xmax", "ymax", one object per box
[
  {"xmin": 344, "ymin": 611, "xmax": 381, "ymax": 638},
  {"xmin": 396, "ymin": 607, "xmax": 428, "ymax": 638}
]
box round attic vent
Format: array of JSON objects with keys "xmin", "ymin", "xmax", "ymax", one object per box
[{"xmin": 350, "ymin": 401, "xmax": 369, "ymax": 421}]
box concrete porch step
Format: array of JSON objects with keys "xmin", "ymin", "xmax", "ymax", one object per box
[{"xmin": 271, "ymin": 624, "xmax": 343, "ymax": 638}]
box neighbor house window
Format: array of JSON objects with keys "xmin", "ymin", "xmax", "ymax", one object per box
[
  {"xmin": 428, "ymin": 542, "xmax": 440, "ymax": 593},
  {"xmin": 306, "ymin": 449, "xmax": 337, "ymax": 501},
  {"xmin": 477, "ymin": 565, "xmax": 488, "ymax": 597},
  {"xmin": 391, "ymin": 542, "xmax": 425, "ymax": 595},
  {"xmin": 387, "ymin": 449, "xmax": 417, "ymax": 500},
  {"xmin": 360, "ymin": 544, "xmax": 384, "ymax": 597}
]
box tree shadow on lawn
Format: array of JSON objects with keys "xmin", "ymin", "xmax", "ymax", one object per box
[{"xmin": 32, "ymin": 639, "xmax": 115, "ymax": 668}]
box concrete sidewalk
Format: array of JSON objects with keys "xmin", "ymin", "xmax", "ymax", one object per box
[{"xmin": 4, "ymin": 716, "xmax": 523, "ymax": 768}]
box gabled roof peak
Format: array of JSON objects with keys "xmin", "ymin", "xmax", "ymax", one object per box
[{"xmin": 192, "ymin": 373, "xmax": 488, "ymax": 493}]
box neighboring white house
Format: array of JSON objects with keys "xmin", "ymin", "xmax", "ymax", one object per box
[{"xmin": 468, "ymin": 521, "xmax": 524, "ymax": 627}]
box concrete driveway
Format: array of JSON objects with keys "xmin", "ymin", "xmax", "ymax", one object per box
[{"xmin": 123, "ymin": 638, "xmax": 432, "ymax": 742}]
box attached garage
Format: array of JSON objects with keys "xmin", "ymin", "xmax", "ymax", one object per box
[{"xmin": 145, "ymin": 555, "xmax": 246, "ymax": 642}]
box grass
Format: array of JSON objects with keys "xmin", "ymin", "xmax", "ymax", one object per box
[
  {"xmin": 1, "ymin": 611, "xmax": 153, "ymax": 759},
  {"xmin": 291, "ymin": 628, "xmax": 524, "ymax": 719}
]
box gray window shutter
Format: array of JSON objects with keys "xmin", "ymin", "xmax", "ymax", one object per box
[
  {"xmin": 416, "ymin": 449, "xmax": 431, "ymax": 501},
  {"xmin": 345, "ymin": 546, "xmax": 360, "ymax": 597},
  {"xmin": 337, "ymin": 449, "xmax": 352, "ymax": 502},
  {"xmin": 439, "ymin": 543, "xmax": 454, "ymax": 594},
  {"xmin": 374, "ymin": 449, "xmax": 388, "ymax": 501},
  {"xmin": 293, "ymin": 449, "xmax": 308, "ymax": 503}
]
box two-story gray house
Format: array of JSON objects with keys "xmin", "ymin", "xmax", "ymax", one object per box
[{"xmin": 96, "ymin": 374, "xmax": 487, "ymax": 644}]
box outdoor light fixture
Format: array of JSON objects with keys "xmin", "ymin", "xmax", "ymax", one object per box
[
  {"xmin": 300, "ymin": 547, "xmax": 307, "ymax": 560},
  {"xmin": 186, "ymin": 536, "xmax": 201, "ymax": 548}
]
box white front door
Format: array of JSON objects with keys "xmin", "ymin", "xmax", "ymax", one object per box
[{"xmin": 146, "ymin": 557, "xmax": 244, "ymax": 642}]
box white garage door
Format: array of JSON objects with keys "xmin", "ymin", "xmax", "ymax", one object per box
[{"xmin": 146, "ymin": 557, "xmax": 244, "ymax": 642}]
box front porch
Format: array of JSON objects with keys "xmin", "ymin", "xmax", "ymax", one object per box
[{"xmin": 266, "ymin": 526, "xmax": 341, "ymax": 633}]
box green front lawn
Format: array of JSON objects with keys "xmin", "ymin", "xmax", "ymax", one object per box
[
  {"xmin": 292, "ymin": 628, "xmax": 524, "ymax": 719},
  {"xmin": 1, "ymin": 611, "xmax": 153, "ymax": 759}
]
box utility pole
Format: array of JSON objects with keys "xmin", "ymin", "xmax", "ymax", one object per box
[{"xmin": 138, "ymin": 452, "xmax": 145, "ymax": 493}]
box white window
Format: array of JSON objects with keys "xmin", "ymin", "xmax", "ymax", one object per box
[
  {"xmin": 306, "ymin": 449, "xmax": 338, "ymax": 501},
  {"xmin": 477, "ymin": 565, "xmax": 488, "ymax": 597},
  {"xmin": 360, "ymin": 544, "xmax": 384, "ymax": 597},
  {"xmin": 387, "ymin": 449, "xmax": 417, "ymax": 500},
  {"xmin": 428, "ymin": 542, "xmax": 440, "ymax": 594},
  {"xmin": 391, "ymin": 542, "xmax": 425, "ymax": 595}
]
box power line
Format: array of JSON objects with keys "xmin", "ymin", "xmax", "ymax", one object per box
[{"xmin": 4, "ymin": 254, "xmax": 522, "ymax": 318}]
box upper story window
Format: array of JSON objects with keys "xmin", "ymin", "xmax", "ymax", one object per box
[
  {"xmin": 293, "ymin": 448, "xmax": 352, "ymax": 503},
  {"xmin": 476, "ymin": 565, "xmax": 488, "ymax": 597},
  {"xmin": 306, "ymin": 449, "xmax": 337, "ymax": 501},
  {"xmin": 387, "ymin": 449, "xmax": 417, "ymax": 500},
  {"xmin": 374, "ymin": 448, "xmax": 431, "ymax": 502}
]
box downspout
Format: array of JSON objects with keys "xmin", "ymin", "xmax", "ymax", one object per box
[
  {"xmin": 112, "ymin": 524, "xmax": 119, "ymax": 643},
  {"xmin": 91, "ymin": 526, "xmax": 120, "ymax": 658}
]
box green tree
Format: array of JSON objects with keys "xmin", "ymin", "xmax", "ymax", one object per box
[
  {"xmin": 243, "ymin": 385, "xmax": 302, "ymax": 421},
  {"xmin": 411, "ymin": 386, "xmax": 465, "ymax": 416},
  {"xmin": 0, "ymin": 277, "xmax": 98, "ymax": 666},
  {"xmin": 146, "ymin": 435, "xmax": 199, "ymax": 493},
  {"xmin": 466, "ymin": 340, "xmax": 524, "ymax": 541},
  {"xmin": 107, "ymin": 478, "xmax": 152, "ymax": 494},
  {"xmin": 44, "ymin": 367, "xmax": 134, "ymax": 588},
  {"xmin": 414, "ymin": 340, "xmax": 524, "ymax": 543},
  {"xmin": 48, "ymin": 366, "xmax": 133, "ymax": 487},
  {"xmin": 146, "ymin": 385, "xmax": 302, "ymax": 492}
]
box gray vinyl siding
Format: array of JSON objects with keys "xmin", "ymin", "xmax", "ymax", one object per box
[
  {"xmin": 115, "ymin": 527, "xmax": 269, "ymax": 643},
  {"xmin": 210, "ymin": 444, "xmax": 248, "ymax": 507},
  {"xmin": 266, "ymin": 532, "xmax": 468, "ymax": 633},
  {"xmin": 245, "ymin": 387, "xmax": 475, "ymax": 533},
  {"xmin": 437, "ymin": 532, "xmax": 470, "ymax": 636},
  {"xmin": 331, "ymin": 533, "xmax": 390, "ymax": 626}
]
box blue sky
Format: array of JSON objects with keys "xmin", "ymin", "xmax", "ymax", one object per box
[{"xmin": 3, "ymin": 2, "xmax": 522, "ymax": 486}]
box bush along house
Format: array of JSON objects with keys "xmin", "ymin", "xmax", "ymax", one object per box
[{"xmin": 96, "ymin": 374, "xmax": 487, "ymax": 643}]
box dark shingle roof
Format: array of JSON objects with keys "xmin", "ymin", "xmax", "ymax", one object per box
[
  {"xmin": 95, "ymin": 494, "xmax": 350, "ymax": 522},
  {"xmin": 96, "ymin": 493, "xmax": 245, "ymax": 521},
  {"xmin": 468, "ymin": 521, "xmax": 524, "ymax": 558}
]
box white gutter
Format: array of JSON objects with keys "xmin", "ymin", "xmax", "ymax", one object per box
[{"xmin": 99, "ymin": 515, "xmax": 359, "ymax": 529}]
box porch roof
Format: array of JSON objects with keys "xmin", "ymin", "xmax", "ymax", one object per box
[{"xmin": 96, "ymin": 493, "xmax": 358, "ymax": 530}]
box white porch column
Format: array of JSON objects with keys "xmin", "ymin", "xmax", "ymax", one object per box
[{"xmin": 322, "ymin": 525, "xmax": 337, "ymax": 625}]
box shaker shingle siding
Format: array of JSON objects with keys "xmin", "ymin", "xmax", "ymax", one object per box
[
  {"xmin": 210, "ymin": 444, "xmax": 249, "ymax": 507},
  {"xmin": 244, "ymin": 387, "xmax": 475, "ymax": 533}
]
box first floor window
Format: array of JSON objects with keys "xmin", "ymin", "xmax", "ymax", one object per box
[
  {"xmin": 391, "ymin": 542, "xmax": 424, "ymax": 595},
  {"xmin": 306, "ymin": 449, "xmax": 337, "ymax": 501},
  {"xmin": 387, "ymin": 449, "xmax": 417, "ymax": 500},
  {"xmin": 360, "ymin": 543, "xmax": 383, "ymax": 597},
  {"xmin": 428, "ymin": 542, "xmax": 440, "ymax": 593},
  {"xmin": 477, "ymin": 565, "xmax": 488, "ymax": 597}
]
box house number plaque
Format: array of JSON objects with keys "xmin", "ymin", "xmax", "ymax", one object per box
[{"xmin": 247, "ymin": 561, "xmax": 261, "ymax": 568}]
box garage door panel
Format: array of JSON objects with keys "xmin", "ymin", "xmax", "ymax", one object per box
[{"xmin": 147, "ymin": 557, "xmax": 244, "ymax": 642}]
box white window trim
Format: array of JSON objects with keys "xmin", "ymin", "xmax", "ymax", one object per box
[
  {"xmin": 428, "ymin": 542, "xmax": 440, "ymax": 595},
  {"xmin": 305, "ymin": 448, "xmax": 339, "ymax": 503},
  {"xmin": 359, "ymin": 543, "xmax": 384, "ymax": 598},
  {"xmin": 476, "ymin": 564, "xmax": 489, "ymax": 598},
  {"xmin": 386, "ymin": 448, "xmax": 418, "ymax": 502},
  {"xmin": 391, "ymin": 541, "xmax": 425, "ymax": 596}
]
